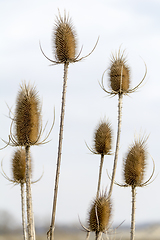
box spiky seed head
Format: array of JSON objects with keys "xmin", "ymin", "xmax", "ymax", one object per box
[
  {"xmin": 109, "ymin": 51, "xmax": 130, "ymax": 93},
  {"xmin": 53, "ymin": 11, "xmax": 77, "ymax": 63},
  {"xmin": 88, "ymin": 193, "xmax": 112, "ymax": 233},
  {"xmin": 94, "ymin": 121, "xmax": 112, "ymax": 155},
  {"xmin": 15, "ymin": 83, "xmax": 41, "ymax": 146},
  {"xmin": 12, "ymin": 148, "xmax": 26, "ymax": 183},
  {"xmin": 123, "ymin": 139, "xmax": 147, "ymax": 187}
]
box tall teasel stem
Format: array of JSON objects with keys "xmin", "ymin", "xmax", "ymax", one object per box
[
  {"xmin": 131, "ymin": 186, "xmax": 136, "ymax": 240},
  {"xmin": 25, "ymin": 145, "xmax": 36, "ymax": 240},
  {"xmin": 49, "ymin": 62, "xmax": 69, "ymax": 240},
  {"xmin": 40, "ymin": 11, "xmax": 98, "ymax": 239},
  {"xmin": 96, "ymin": 154, "xmax": 104, "ymax": 198},
  {"xmin": 108, "ymin": 93, "xmax": 123, "ymax": 197},
  {"xmin": 20, "ymin": 182, "xmax": 28, "ymax": 240}
]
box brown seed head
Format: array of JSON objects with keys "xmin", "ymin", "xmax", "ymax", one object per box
[
  {"xmin": 12, "ymin": 148, "xmax": 26, "ymax": 183},
  {"xmin": 88, "ymin": 193, "xmax": 112, "ymax": 233},
  {"xmin": 123, "ymin": 139, "xmax": 147, "ymax": 187},
  {"xmin": 109, "ymin": 50, "xmax": 130, "ymax": 93},
  {"xmin": 15, "ymin": 83, "xmax": 41, "ymax": 146},
  {"xmin": 94, "ymin": 121, "xmax": 112, "ymax": 155},
  {"xmin": 53, "ymin": 11, "xmax": 77, "ymax": 63}
]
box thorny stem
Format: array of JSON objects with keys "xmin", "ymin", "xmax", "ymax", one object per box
[
  {"xmin": 49, "ymin": 62, "xmax": 69, "ymax": 240},
  {"xmin": 108, "ymin": 93, "xmax": 123, "ymax": 198},
  {"xmin": 86, "ymin": 232, "xmax": 90, "ymax": 240},
  {"xmin": 21, "ymin": 183, "xmax": 28, "ymax": 240},
  {"xmin": 25, "ymin": 145, "xmax": 36, "ymax": 240},
  {"xmin": 96, "ymin": 154, "xmax": 104, "ymax": 198},
  {"xmin": 131, "ymin": 186, "xmax": 136, "ymax": 240},
  {"xmin": 96, "ymin": 231, "xmax": 102, "ymax": 240}
]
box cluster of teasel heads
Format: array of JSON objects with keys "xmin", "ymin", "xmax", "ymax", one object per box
[
  {"xmin": 1, "ymin": 9, "xmax": 155, "ymax": 240},
  {"xmin": 1, "ymin": 82, "xmax": 53, "ymax": 240},
  {"xmin": 83, "ymin": 48, "xmax": 154, "ymax": 240}
]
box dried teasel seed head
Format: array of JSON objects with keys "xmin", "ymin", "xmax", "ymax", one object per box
[
  {"xmin": 53, "ymin": 11, "xmax": 77, "ymax": 63},
  {"xmin": 94, "ymin": 121, "xmax": 112, "ymax": 155},
  {"xmin": 123, "ymin": 139, "xmax": 147, "ymax": 187},
  {"xmin": 15, "ymin": 83, "xmax": 41, "ymax": 146},
  {"xmin": 12, "ymin": 148, "xmax": 26, "ymax": 183},
  {"xmin": 109, "ymin": 50, "xmax": 130, "ymax": 93},
  {"xmin": 88, "ymin": 193, "xmax": 112, "ymax": 233}
]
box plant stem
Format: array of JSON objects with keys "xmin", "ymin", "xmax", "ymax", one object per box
[
  {"xmin": 131, "ymin": 186, "xmax": 136, "ymax": 240},
  {"xmin": 96, "ymin": 231, "xmax": 102, "ymax": 240},
  {"xmin": 96, "ymin": 154, "xmax": 104, "ymax": 198},
  {"xmin": 21, "ymin": 182, "xmax": 28, "ymax": 240},
  {"xmin": 25, "ymin": 145, "xmax": 36, "ymax": 240},
  {"xmin": 49, "ymin": 62, "xmax": 69, "ymax": 240},
  {"xmin": 108, "ymin": 93, "xmax": 123, "ymax": 198}
]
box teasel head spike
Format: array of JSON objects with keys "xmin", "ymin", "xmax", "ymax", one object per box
[
  {"xmin": 40, "ymin": 9, "xmax": 99, "ymax": 65},
  {"xmin": 100, "ymin": 47, "xmax": 147, "ymax": 96},
  {"xmin": 3, "ymin": 81, "xmax": 55, "ymax": 148},
  {"xmin": 87, "ymin": 191, "xmax": 112, "ymax": 235},
  {"xmin": 14, "ymin": 82, "xmax": 41, "ymax": 146},
  {"xmin": 12, "ymin": 148, "xmax": 27, "ymax": 184},
  {"xmin": 121, "ymin": 136, "xmax": 155, "ymax": 188},
  {"xmin": 86, "ymin": 120, "xmax": 112, "ymax": 156},
  {"xmin": 1, "ymin": 148, "xmax": 28, "ymax": 185}
]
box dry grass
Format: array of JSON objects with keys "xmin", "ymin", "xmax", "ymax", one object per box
[{"xmin": 1, "ymin": 224, "xmax": 160, "ymax": 240}]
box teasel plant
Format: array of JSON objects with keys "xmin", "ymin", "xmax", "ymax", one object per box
[
  {"xmin": 114, "ymin": 137, "xmax": 155, "ymax": 240},
  {"xmin": 80, "ymin": 191, "xmax": 112, "ymax": 240},
  {"xmin": 1, "ymin": 82, "xmax": 54, "ymax": 240},
  {"xmin": 1, "ymin": 148, "xmax": 28, "ymax": 240},
  {"xmin": 86, "ymin": 120, "xmax": 113, "ymax": 198},
  {"xmin": 1, "ymin": 148, "xmax": 43, "ymax": 240},
  {"xmin": 100, "ymin": 48, "xmax": 147, "ymax": 198},
  {"xmin": 40, "ymin": 10, "xmax": 99, "ymax": 240}
]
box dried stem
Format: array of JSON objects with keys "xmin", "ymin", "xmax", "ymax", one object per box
[
  {"xmin": 25, "ymin": 145, "xmax": 36, "ymax": 240},
  {"xmin": 96, "ymin": 231, "xmax": 102, "ymax": 240},
  {"xmin": 96, "ymin": 154, "xmax": 104, "ymax": 198},
  {"xmin": 49, "ymin": 62, "xmax": 69, "ymax": 240},
  {"xmin": 131, "ymin": 186, "xmax": 136, "ymax": 240},
  {"xmin": 21, "ymin": 183, "xmax": 28, "ymax": 240},
  {"xmin": 108, "ymin": 93, "xmax": 123, "ymax": 197}
]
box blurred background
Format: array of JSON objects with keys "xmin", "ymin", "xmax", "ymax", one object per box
[{"xmin": 0, "ymin": 0, "xmax": 160, "ymax": 238}]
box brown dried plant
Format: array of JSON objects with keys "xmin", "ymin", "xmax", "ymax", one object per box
[
  {"xmin": 1, "ymin": 148, "xmax": 28, "ymax": 240},
  {"xmin": 87, "ymin": 120, "xmax": 112, "ymax": 198},
  {"xmin": 40, "ymin": 10, "xmax": 98, "ymax": 240},
  {"xmin": 81, "ymin": 192, "xmax": 112, "ymax": 240},
  {"xmin": 114, "ymin": 137, "xmax": 155, "ymax": 240},
  {"xmin": 100, "ymin": 48, "xmax": 147, "ymax": 199},
  {"xmin": 2, "ymin": 82, "xmax": 53, "ymax": 240}
]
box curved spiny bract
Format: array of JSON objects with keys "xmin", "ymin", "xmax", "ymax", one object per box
[
  {"xmin": 123, "ymin": 138, "xmax": 147, "ymax": 187},
  {"xmin": 94, "ymin": 121, "xmax": 112, "ymax": 155},
  {"xmin": 15, "ymin": 82, "xmax": 41, "ymax": 146},
  {"xmin": 88, "ymin": 193, "xmax": 112, "ymax": 235}
]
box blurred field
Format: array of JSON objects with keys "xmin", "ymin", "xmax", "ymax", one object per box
[{"xmin": 0, "ymin": 224, "xmax": 160, "ymax": 240}]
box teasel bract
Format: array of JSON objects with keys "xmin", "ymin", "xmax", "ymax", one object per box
[
  {"xmin": 88, "ymin": 192, "xmax": 112, "ymax": 240},
  {"xmin": 115, "ymin": 137, "xmax": 155, "ymax": 240},
  {"xmin": 100, "ymin": 48, "xmax": 147, "ymax": 198},
  {"xmin": 87, "ymin": 120, "xmax": 112, "ymax": 198},
  {"xmin": 40, "ymin": 10, "xmax": 98, "ymax": 240}
]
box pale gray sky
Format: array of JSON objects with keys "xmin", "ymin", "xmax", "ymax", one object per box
[{"xmin": 0, "ymin": 0, "xmax": 160, "ymax": 228}]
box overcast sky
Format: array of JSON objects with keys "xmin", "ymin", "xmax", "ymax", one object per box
[{"xmin": 0, "ymin": 0, "xmax": 160, "ymax": 230}]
